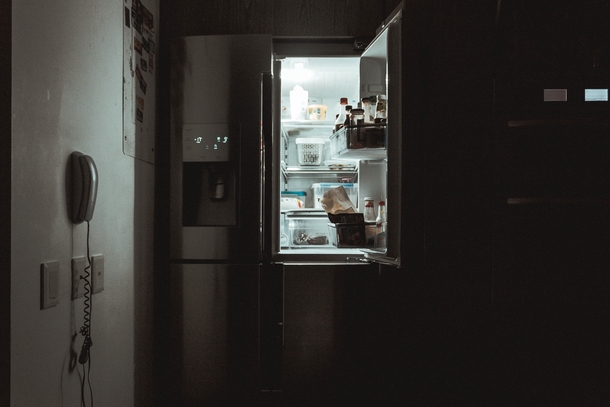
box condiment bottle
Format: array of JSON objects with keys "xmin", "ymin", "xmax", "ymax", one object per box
[
  {"xmin": 350, "ymin": 108, "xmax": 365, "ymax": 125},
  {"xmin": 361, "ymin": 97, "xmax": 374, "ymax": 123},
  {"xmin": 334, "ymin": 97, "xmax": 348, "ymax": 132},
  {"xmin": 375, "ymin": 200, "xmax": 387, "ymax": 248},
  {"xmin": 350, "ymin": 107, "xmax": 366, "ymax": 148},
  {"xmin": 375, "ymin": 95, "xmax": 387, "ymax": 119},
  {"xmin": 343, "ymin": 105, "xmax": 353, "ymax": 127},
  {"xmin": 363, "ymin": 197, "xmax": 376, "ymax": 222}
]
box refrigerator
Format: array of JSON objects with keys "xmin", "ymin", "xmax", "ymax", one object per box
[{"xmin": 168, "ymin": 2, "xmax": 418, "ymax": 405}]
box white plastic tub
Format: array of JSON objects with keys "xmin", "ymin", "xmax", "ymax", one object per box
[{"xmin": 295, "ymin": 138, "xmax": 325, "ymax": 166}]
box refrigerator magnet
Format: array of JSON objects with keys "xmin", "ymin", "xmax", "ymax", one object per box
[
  {"xmin": 134, "ymin": 37, "xmax": 142, "ymax": 55},
  {"xmin": 133, "ymin": 14, "xmax": 142, "ymax": 35},
  {"xmin": 136, "ymin": 64, "xmax": 147, "ymax": 94},
  {"xmin": 136, "ymin": 96, "xmax": 145, "ymax": 111}
]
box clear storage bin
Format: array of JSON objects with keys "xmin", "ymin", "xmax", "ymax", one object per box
[{"xmin": 286, "ymin": 210, "xmax": 331, "ymax": 247}]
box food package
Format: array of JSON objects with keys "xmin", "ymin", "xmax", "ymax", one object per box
[{"xmin": 319, "ymin": 185, "xmax": 356, "ymax": 214}]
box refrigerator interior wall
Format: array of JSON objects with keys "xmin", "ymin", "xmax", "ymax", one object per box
[
  {"xmin": 280, "ymin": 56, "xmax": 362, "ymax": 206},
  {"xmin": 281, "ymin": 57, "xmax": 360, "ymax": 121},
  {"xmin": 278, "ymin": 57, "xmax": 367, "ymax": 256}
]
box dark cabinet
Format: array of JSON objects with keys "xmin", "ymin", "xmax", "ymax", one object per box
[{"xmin": 491, "ymin": 202, "xmax": 610, "ymax": 405}]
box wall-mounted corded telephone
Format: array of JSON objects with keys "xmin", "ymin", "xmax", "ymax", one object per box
[
  {"xmin": 69, "ymin": 152, "xmax": 98, "ymax": 403},
  {"xmin": 71, "ymin": 151, "xmax": 98, "ymax": 224}
]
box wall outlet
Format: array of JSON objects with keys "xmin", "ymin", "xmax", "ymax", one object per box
[
  {"xmin": 71, "ymin": 257, "xmax": 87, "ymax": 300},
  {"xmin": 41, "ymin": 261, "xmax": 60, "ymax": 309},
  {"xmin": 91, "ymin": 255, "xmax": 104, "ymax": 294}
]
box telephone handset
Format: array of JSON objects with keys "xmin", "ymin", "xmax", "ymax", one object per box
[{"xmin": 71, "ymin": 151, "xmax": 98, "ymax": 224}]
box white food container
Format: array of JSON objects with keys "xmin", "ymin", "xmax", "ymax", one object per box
[{"xmin": 295, "ymin": 138, "xmax": 325, "ymax": 166}]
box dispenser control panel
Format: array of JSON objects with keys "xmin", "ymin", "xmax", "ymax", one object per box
[{"xmin": 183, "ymin": 123, "xmax": 231, "ymax": 162}]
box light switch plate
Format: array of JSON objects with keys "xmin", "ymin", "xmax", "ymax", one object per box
[
  {"xmin": 91, "ymin": 255, "xmax": 104, "ymax": 294},
  {"xmin": 41, "ymin": 261, "xmax": 60, "ymax": 309},
  {"xmin": 71, "ymin": 257, "xmax": 87, "ymax": 300}
]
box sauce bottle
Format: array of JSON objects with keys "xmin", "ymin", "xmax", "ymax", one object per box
[
  {"xmin": 361, "ymin": 97, "xmax": 374, "ymax": 123},
  {"xmin": 375, "ymin": 95, "xmax": 387, "ymax": 120},
  {"xmin": 363, "ymin": 197, "xmax": 376, "ymax": 222},
  {"xmin": 375, "ymin": 200, "xmax": 387, "ymax": 248},
  {"xmin": 334, "ymin": 97, "xmax": 349, "ymax": 132}
]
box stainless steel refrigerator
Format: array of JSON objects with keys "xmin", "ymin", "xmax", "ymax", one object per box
[{"xmin": 168, "ymin": 3, "xmax": 420, "ymax": 405}]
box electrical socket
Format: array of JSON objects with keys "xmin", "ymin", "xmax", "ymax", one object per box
[
  {"xmin": 91, "ymin": 255, "xmax": 104, "ymax": 294},
  {"xmin": 41, "ymin": 261, "xmax": 60, "ymax": 309},
  {"xmin": 71, "ymin": 257, "xmax": 87, "ymax": 300}
]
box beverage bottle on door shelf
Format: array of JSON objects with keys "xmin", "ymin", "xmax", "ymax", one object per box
[
  {"xmin": 334, "ymin": 97, "xmax": 349, "ymax": 133},
  {"xmin": 375, "ymin": 95, "xmax": 387, "ymax": 120},
  {"xmin": 363, "ymin": 197, "xmax": 376, "ymax": 222},
  {"xmin": 343, "ymin": 105, "xmax": 353, "ymax": 127},
  {"xmin": 375, "ymin": 200, "xmax": 387, "ymax": 248}
]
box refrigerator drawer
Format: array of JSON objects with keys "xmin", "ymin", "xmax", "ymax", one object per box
[
  {"xmin": 287, "ymin": 211, "xmax": 331, "ymax": 247},
  {"xmin": 328, "ymin": 222, "xmax": 376, "ymax": 248}
]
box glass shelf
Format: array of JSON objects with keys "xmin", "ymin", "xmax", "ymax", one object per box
[{"xmin": 281, "ymin": 164, "xmax": 358, "ymax": 180}]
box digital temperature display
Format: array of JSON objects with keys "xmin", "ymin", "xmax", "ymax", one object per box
[{"xmin": 183, "ymin": 124, "xmax": 231, "ymax": 162}]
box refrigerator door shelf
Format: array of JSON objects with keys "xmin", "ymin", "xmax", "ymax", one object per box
[{"xmin": 329, "ymin": 124, "xmax": 387, "ymax": 160}]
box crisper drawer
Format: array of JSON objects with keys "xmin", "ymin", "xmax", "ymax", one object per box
[{"xmin": 286, "ymin": 210, "xmax": 331, "ymax": 248}]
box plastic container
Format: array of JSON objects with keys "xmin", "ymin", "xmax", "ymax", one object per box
[
  {"xmin": 307, "ymin": 104, "xmax": 328, "ymax": 121},
  {"xmin": 281, "ymin": 190, "xmax": 307, "ymax": 200},
  {"xmin": 286, "ymin": 211, "xmax": 330, "ymax": 247},
  {"xmin": 312, "ymin": 182, "xmax": 358, "ymax": 210},
  {"xmin": 280, "ymin": 191, "xmax": 307, "ymax": 209},
  {"xmin": 290, "ymin": 85, "xmax": 309, "ymax": 120},
  {"xmin": 296, "ymin": 138, "xmax": 325, "ymax": 166}
]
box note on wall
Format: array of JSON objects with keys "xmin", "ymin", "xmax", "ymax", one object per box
[{"xmin": 123, "ymin": 0, "xmax": 158, "ymax": 164}]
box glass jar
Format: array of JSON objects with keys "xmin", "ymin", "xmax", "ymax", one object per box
[
  {"xmin": 361, "ymin": 97, "xmax": 374, "ymax": 123},
  {"xmin": 363, "ymin": 197, "xmax": 376, "ymax": 222}
]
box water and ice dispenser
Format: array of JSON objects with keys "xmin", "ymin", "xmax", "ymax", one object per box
[{"xmin": 182, "ymin": 123, "xmax": 238, "ymax": 226}]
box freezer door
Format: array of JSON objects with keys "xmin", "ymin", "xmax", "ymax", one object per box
[
  {"xmin": 170, "ymin": 34, "xmax": 272, "ymax": 261},
  {"xmin": 360, "ymin": 10, "xmax": 404, "ymax": 267},
  {"xmin": 169, "ymin": 264, "xmax": 259, "ymax": 406}
]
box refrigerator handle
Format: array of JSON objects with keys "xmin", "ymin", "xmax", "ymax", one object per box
[{"xmin": 261, "ymin": 71, "xmax": 275, "ymax": 262}]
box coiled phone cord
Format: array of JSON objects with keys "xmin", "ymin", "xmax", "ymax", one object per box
[{"xmin": 79, "ymin": 220, "xmax": 94, "ymax": 407}]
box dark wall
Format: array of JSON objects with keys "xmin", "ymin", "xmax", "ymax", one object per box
[
  {"xmin": 168, "ymin": 0, "xmax": 403, "ymax": 37},
  {"xmin": 0, "ymin": 0, "xmax": 10, "ymax": 404}
]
